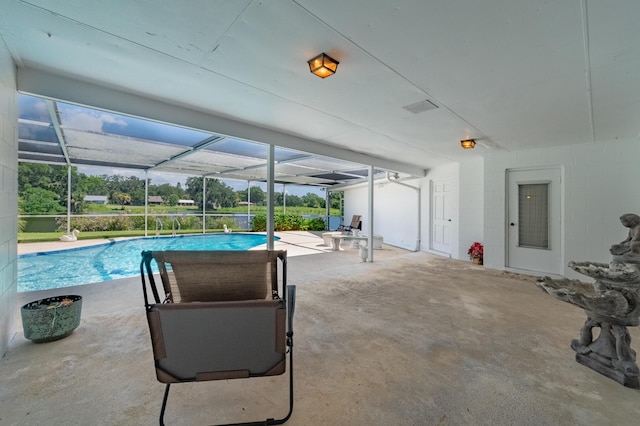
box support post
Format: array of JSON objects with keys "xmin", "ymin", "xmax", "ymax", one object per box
[
  {"xmin": 247, "ymin": 180, "xmax": 251, "ymax": 231},
  {"xmin": 325, "ymin": 189, "xmax": 330, "ymax": 230},
  {"xmin": 202, "ymin": 177, "xmax": 206, "ymax": 233},
  {"xmin": 367, "ymin": 165, "xmax": 374, "ymax": 262},
  {"xmin": 67, "ymin": 165, "xmax": 71, "ymax": 234},
  {"xmin": 267, "ymin": 145, "xmax": 275, "ymax": 250},
  {"xmin": 144, "ymin": 171, "xmax": 148, "ymax": 237}
]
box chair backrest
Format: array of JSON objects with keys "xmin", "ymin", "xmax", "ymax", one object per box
[
  {"xmin": 350, "ymin": 215, "xmax": 362, "ymax": 227},
  {"xmin": 146, "ymin": 250, "xmax": 285, "ymax": 303}
]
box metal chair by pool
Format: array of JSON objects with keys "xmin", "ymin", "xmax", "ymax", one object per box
[
  {"xmin": 140, "ymin": 250, "xmax": 296, "ymax": 426},
  {"xmin": 336, "ymin": 214, "xmax": 362, "ymax": 233}
]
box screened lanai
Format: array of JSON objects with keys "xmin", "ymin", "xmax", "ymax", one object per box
[
  {"xmin": 18, "ymin": 94, "xmax": 385, "ymax": 185},
  {"xmin": 18, "ymin": 95, "xmax": 388, "ymax": 184},
  {"xmin": 17, "ymin": 93, "xmax": 410, "ymax": 255}
]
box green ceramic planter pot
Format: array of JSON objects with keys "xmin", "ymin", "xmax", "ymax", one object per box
[{"xmin": 21, "ymin": 295, "xmax": 83, "ymax": 343}]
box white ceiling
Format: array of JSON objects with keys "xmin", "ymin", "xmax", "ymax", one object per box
[{"xmin": 1, "ymin": 0, "xmax": 639, "ymax": 173}]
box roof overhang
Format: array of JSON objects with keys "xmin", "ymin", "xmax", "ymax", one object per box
[{"xmin": 18, "ymin": 67, "xmax": 428, "ymax": 187}]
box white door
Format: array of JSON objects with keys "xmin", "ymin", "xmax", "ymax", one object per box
[
  {"xmin": 507, "ymin": 168, "xmax": 562, "ymax": 274},
  {"xmin": 431, "ymin": 179, "xmax": 452, "ymax": 255}
]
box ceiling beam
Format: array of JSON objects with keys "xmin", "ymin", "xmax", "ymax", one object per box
[
  {"xmin": 147, "ymin": 135, "xmax": 224, "ymax": 171},
  {"xmin": 18, "ymin": 67, "xmax": 427, "ymax": 178},
  {"xmin": 44, "ymin": 99, "xmax": 70, "ymax": 165}
]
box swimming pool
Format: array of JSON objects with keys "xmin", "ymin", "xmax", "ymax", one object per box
[{"xmin": 18, "ymin": 233, "xmax": 276, "ymax": 292}]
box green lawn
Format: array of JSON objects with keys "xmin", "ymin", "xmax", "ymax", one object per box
[
  {"xmin": 18, "ymin": 229, "xmax": 236, "ymax": 243},
  {"xmin": 218, "ymin": 206, "xmax": 340, "ymax": 215},
  {"xmin": 83, "ymin": 204, "xmax": 339, "ymax": 216},
  {"xmin": 83, "ymin": 204, "xmax": 200, "ymax": 214}
]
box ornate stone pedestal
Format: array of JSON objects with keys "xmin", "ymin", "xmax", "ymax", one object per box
[
  {"xmin": 538, "ymin": 270, "xmax": 640, "ymax": 388},
  {"xmin": 572, "ymin": 318, "xmax": 638, "ymax": 388},
  {"xmin": 537, "ymin": 213, "xmax": 640, "ymax": 388}
]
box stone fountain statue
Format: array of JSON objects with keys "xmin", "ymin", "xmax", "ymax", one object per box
[{"xmin": 537, "ymin": 213, "xmax": 640, "ymax": 388}]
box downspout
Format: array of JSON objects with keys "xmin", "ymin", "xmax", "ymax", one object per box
[{"xmin": 386, "ymin": 172, "xmax": 421, "ymax": 251}]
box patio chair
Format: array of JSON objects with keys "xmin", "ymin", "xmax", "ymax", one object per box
[
  {"xmin": 336, "ymin": 214, "xmax": 362, "ymax": 233},
  {"xmin": 140, "ymin": 250, "xmax": 296, "ymax": 426}
]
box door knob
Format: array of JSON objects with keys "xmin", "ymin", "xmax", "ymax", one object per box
[
  {"xmin": 448, "ymin": 219, "xmax": 452, "ymax": 222},
  {"xmin": 510, "ymin": 223, "xmax": 515, "ymax": 226}
]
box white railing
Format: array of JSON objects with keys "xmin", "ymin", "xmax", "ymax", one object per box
[
  {"xmin": 155, "ymin": 217, "xmax": 163, "ymax": 236},
  {"xmin": 19, "ymin": 213, "xmax": 341, "ymax": 236}
]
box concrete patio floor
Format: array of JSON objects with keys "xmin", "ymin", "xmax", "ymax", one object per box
[{"xmin": 3, "ymin": 232, "xmax": 640, "ymax": 425}]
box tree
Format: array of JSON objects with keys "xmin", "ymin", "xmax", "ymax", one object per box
[
  {"xmin": 236, "ymin": 186, "xmax": 265, "ymax": 206},
  {"xmin": 17, "ymin": 198, "xmax": 26, "ymax": 232},
  {"xmin": 302, "ymin": 192, "xmax": 324, "ymax": 208},
  {"xmin": 185, "ymin": 176, "xmax": 205, "ymax": 208},
  {"xmin": 83, "ymin": 175, "xmax": 108, "ymax": 195},
  {"xmin": 19, "ymin": 163, "xmax": 54, "ymax": 191},
  {"xmin": 111, "ymin": 192, "xmax": 131, "ymax": 208},
  {"xmin": 284, "ymin": 194, "xmax": 303, "ymax": 207},
  {"xmin": 18, "ymin": 163, "xmax": 81, "ymax": 201},
  {"xmin": 185, "ymin": 177, "xmax": 236, "ymax": 210},
  {"xmin": 105, "ymin": 175, "xmax": 146, "ymax": 205},
  {"xmin": 150, "ymin": 182, "xmax": 186, "ymax": 206},
  {"xmin": 18, "ymin": 163, "xmax": 87, "ymax": 214},
  {"xmin": 166, "ymin": 194, "xmax": 179, "ymax": 206},
  {"xmin": 329, "ymin": 192, "xmax": 341, "ymax": 210},
  {"xmin": 273, "ymin": 192, "xmax": 284, "ymax": 206},
  {"xmin": 273, "ymin": 192, "xmax": 302, "ymax": 207},
  {"xmin": 20, "ymin": 187, "xmax": 66, "ymax": 214},
  {"xmin": 18, "ymin": 164, "xmax": 203, "ymax": 212}
]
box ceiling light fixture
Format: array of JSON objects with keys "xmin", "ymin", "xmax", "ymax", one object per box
[
  {"xmin": 307, "ymin": 53, "xmax": 339, "ymax": 78},
  {"xmin": 460, "ymin": 139, "xmax": 476, "ymax": 149}
]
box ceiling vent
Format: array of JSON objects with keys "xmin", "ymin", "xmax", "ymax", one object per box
[{"xmin": 402, "ymin": 99, "xmax": 439, "ymax": 114}]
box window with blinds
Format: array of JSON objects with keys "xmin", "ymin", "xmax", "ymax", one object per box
[{"xmin": 518, "ymin": 183, "xmax": 549, "ymax": 249}]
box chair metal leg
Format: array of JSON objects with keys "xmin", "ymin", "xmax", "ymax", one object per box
[
  {"xmin": 160, "ymin": 383, "xmax": 171, "ymax": 426},
  {"xmin": 268, "ymin": 341, "xmax": 294, "ymax": 425},
  {"xmin": 219, "ymin": 339, "xmax": 294, "ymax": 426},
  {"xmin": 157, "ymin": 342, "xmax": 294, "ymax": 426}
]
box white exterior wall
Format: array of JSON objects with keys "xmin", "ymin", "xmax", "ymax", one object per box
[
  {"xmin": 342, "ymin": 186, "xmax": 366, "ymax": 232},
  {"xmin": 458, "ymin": 158, "xmax": 484, "ymax": 260},
  {"xmin": 341, "ymin": 161, "xmax": 486, "ymax": 262},
  {"xmin": 339, "ymin": 139, "xmax": 640, "ymax": 279},
  {"xmin": 483, "ymin": 139, "xmax": 640, "ymax": 278},
  {"xmin": 422, "ymin": 163, "xmax": 461, "ymax": 256},
  {"xmin": 0, "ymin": 40, "xmax": 18, "ymax": 357},
  {"xmin": 342, "ymin": 176, "xmax": 421, "ymax": 251}
]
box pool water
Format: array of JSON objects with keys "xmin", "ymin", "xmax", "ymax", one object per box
[{"xmin": 18, "ymin": 233, "xmax": 275, "ymax": 292}]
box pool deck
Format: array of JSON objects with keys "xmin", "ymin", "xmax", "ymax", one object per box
[
  {"xmin": 5, "ymin": 231, "xmax": 640, "ymax": 425},
  {"xmin": 18, "ymin": 236, "xmax": 137, "ymax": 255}
]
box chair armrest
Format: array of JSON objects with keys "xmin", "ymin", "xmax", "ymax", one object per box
[{"xmin": 287, "ymin": 285, "xmax": 296, "ymax": 334}]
